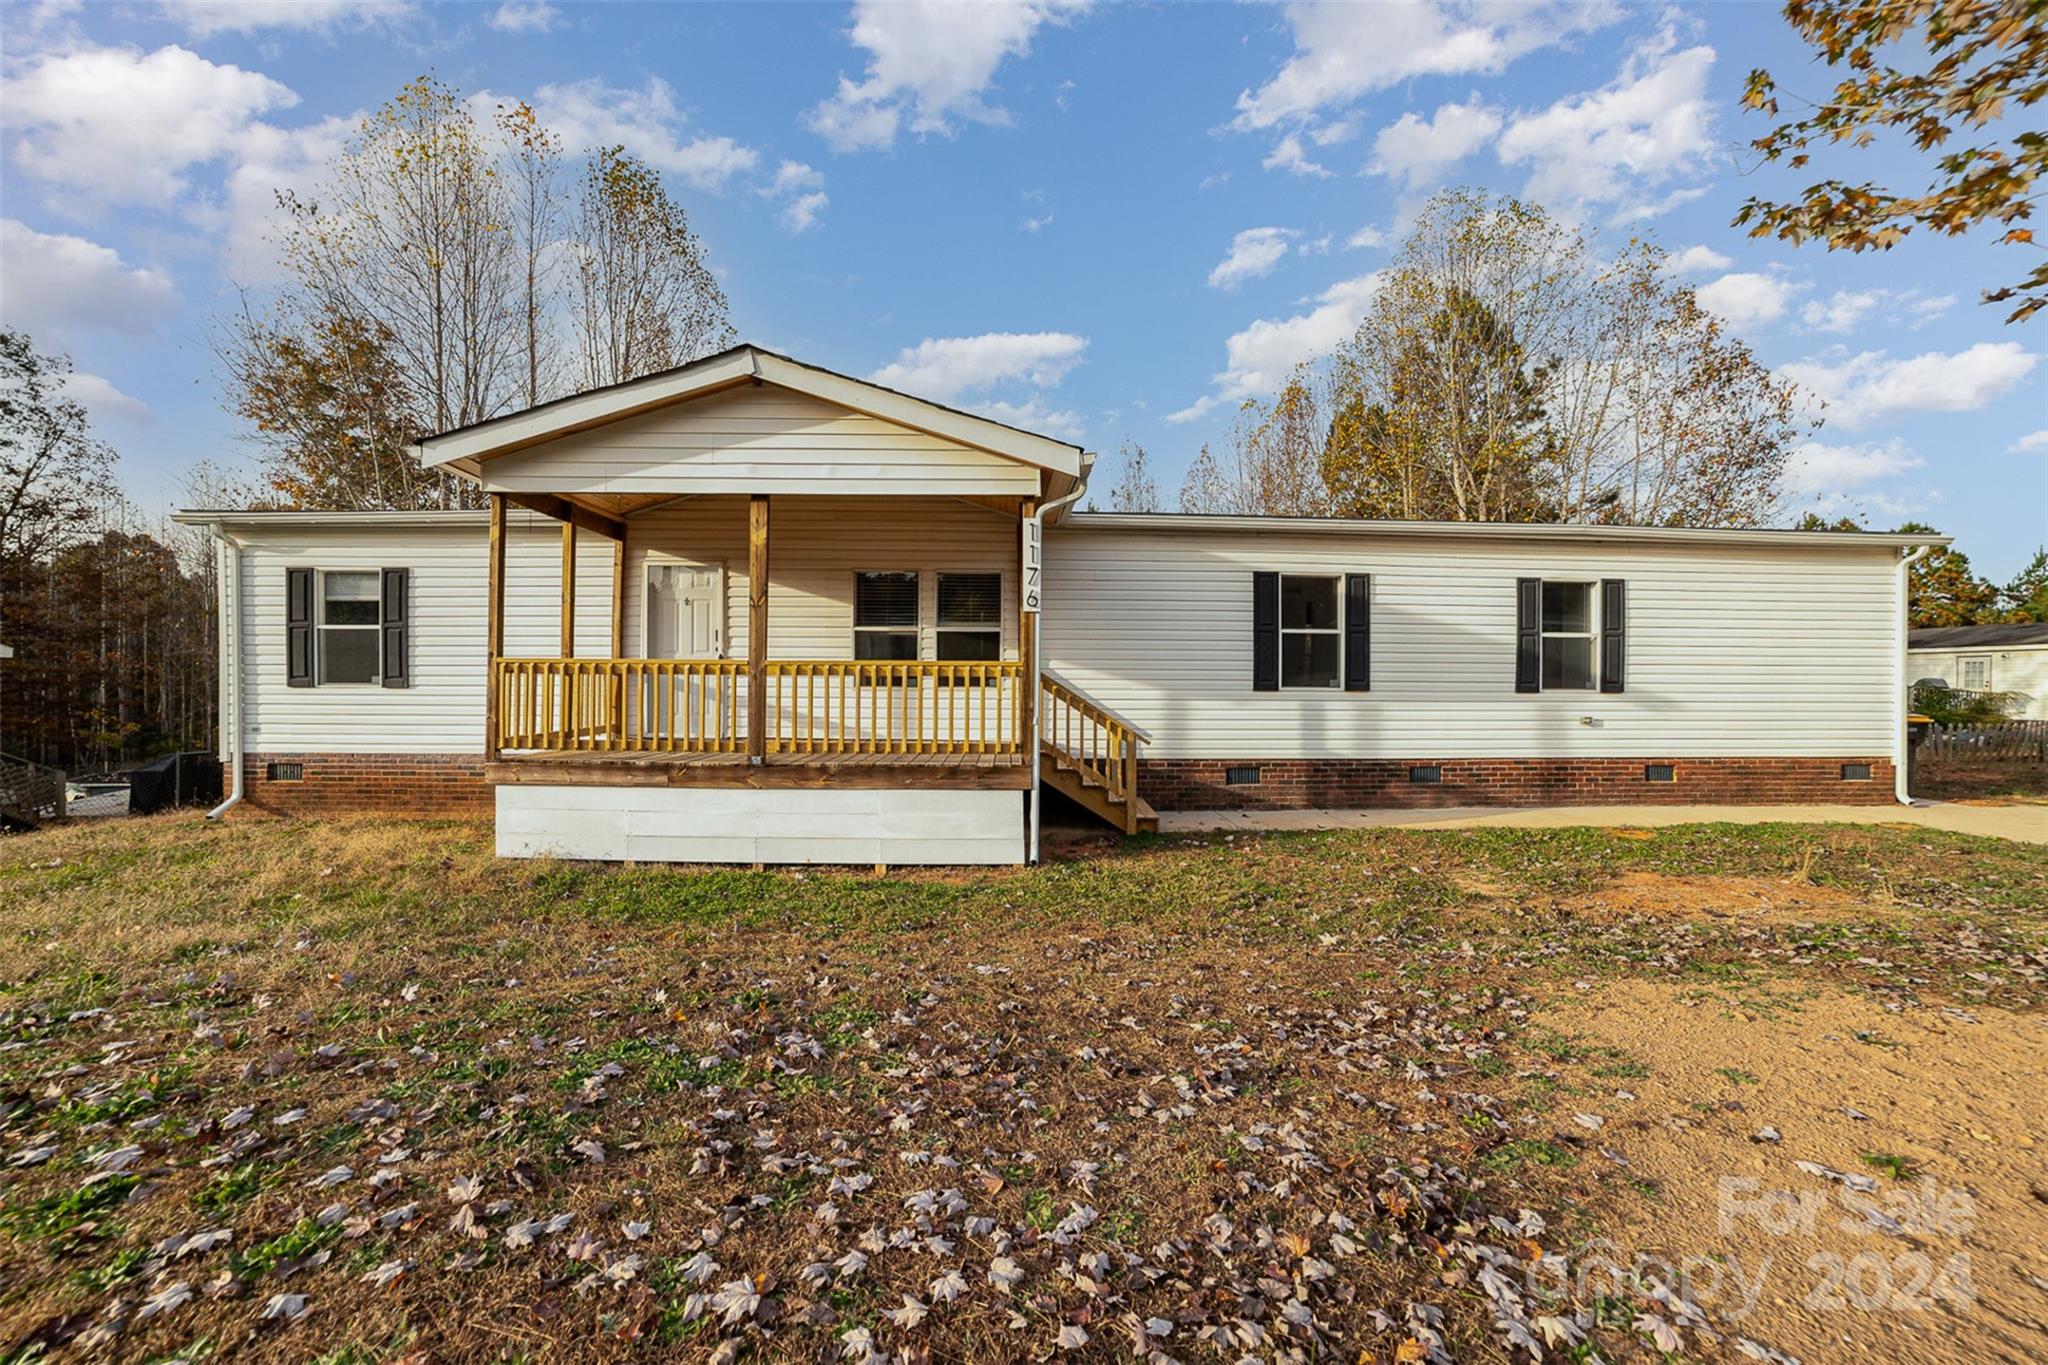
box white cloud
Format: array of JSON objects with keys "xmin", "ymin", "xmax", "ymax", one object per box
[
  {"xmin": 807, "ymin": 0, "xmax": 1090, "ymax": 152},
  {"xmin": 759, "ymin": 160, "xmax": 827, "ymax": 233},
  {"xmin": 57, "ymin": 371, "xmax": 152, "ymax": 427},
  {"xmin": 1784, "ymin": 342, "xmax": 2042, "ymax": 427},
  {"xmin": 2, "ymin": 43, "xmax": 297, "ymax": 211},
  {"xmin": 1695, "ymin": 271, "xmax": 1795, "ymax": 328},
  {"xmin": 1020, "ymin": 213, "xmax": 1054, "ymax": 233},
  {"xmin": 212, "ymin": 113, "xmax": 354, "ymax": 285},
  {"xmin": 1783, "ymin": 438, "xmax": 1922, "ymax": 497},
  {"xmin": 160, "ymin": 0, "xmax": 411, "ymax": 36},
  {"xmin": 1345, "ymin": 224, "xmax": 1389, "ymax": 250},
  {"xmin": 780, "ymin": 192, "xmax": 829, "ymax": 234},
  {"xmin": 1368, "ymin": 96, "xmax": 1501, "ymax": 190},
  {"xmin": 1262, "ymin": 134, "xmax": 1331, "ymax": 178},
  {"xmin": 1799, "ymin": 287, "xmax": 1955, "ymax": 333},
  {"xmin": 487, "ymin": 1, "xmax": 558, "ymax": 33},
  {"xmin": 1496, "ymin": 35, "xmax": 1715, "ymax": 212},
  {"xmin": 2011, "ymin": 430, "xmax": 2048, "ymax": 455},
  {"xmin": 977, "ymin": 396, "xmax": 1086, "ymax": 440},
  {"xmin": 0, "ymin": 219, "xmax": 177, "ymax": 340},
  {"xmin": 1233, "ymin": 0, "xmax": 1616, "ymax": 130},
  {"xmin": 869, "ymin": 332, "xmax": 1088, "ymax": 401},
  {"xmin": 530, "ymin": 78, "xmax": 757, "ymax": 189},
  {"xmin": 1665, "ymin": 243, "xmax": 1731, "ymax": 275},
  {"xmin": 1208, "ymin": 227, "xmax": 1297, "ymax": 290},
  {"xmin": 1168, "ymin": 272, "xmax": 1383, "ymax": 423}
]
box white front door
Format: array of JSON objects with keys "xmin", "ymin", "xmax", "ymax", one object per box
[
  {"xmin": 646, "ymin": 562, "xmax": 723, "ymax": 659},
  {"xmin": 1961, "ymin": 655, "xmax": 1992, "ymax": 691}
]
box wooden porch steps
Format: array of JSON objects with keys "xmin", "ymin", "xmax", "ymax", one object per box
[{"xmin": 1041, "ymin": 743, "xmax": 1157, "ymax": 834}]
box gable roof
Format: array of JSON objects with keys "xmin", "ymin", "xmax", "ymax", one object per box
[
  {"xmin": 1910, "ymin": 623, "xmax": 2048, "ymax": 650},
  {"xmin": 413, "ymin": 344, "xmax": 1085, "ymax": 480}
]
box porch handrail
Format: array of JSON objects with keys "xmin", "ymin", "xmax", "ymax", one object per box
[
  {"xmin": 493, "ymin": 657, "xmax": 1027, "ymax": 757},
  {"xmin": 765, "ymin": 659, "xmax": 1025, "ymax": 755},
  {"xmin": 1040, "ymin": 672, "xmax": 1147, "ymax": 817}
]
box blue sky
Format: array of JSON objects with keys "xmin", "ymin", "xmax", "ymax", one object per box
[{"xmin": 2, "ymin": 0, "xmax": 2043, "ymax": 577}]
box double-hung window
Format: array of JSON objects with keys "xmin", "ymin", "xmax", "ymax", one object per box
[
  {"xmin": 1539, "ymin": 580, "xmax": 1597, "ymax": 690},
  {"xmin": 853, "ymin": 571, "xmax": 919, "ymax": 660},
  {"xmin": 1280, "ymin": 574, "xmax": 1342, "ymax": 688},
  {"xmin": 318, "ymin": 570, "xmax": 383, "ymax": 684},
  {"xmin": 936, "ymin": 573, "xmax": 1001, "ymax": 661}
]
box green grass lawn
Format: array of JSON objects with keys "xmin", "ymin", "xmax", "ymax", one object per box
[{"xmin": 3, "ymin": 814, "xmax": 2043, "ymax": 1363}]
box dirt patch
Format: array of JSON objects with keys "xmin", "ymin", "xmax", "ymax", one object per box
[
  {"xmin": 1539, "ymin": 870, "xmax": 1875, "ymax": 925},
  {"xmin": 1913, "ymin": 758, "xmax": 2048, "ymax": 803},
  {"xmin": 1549, "ymin": 977, "xmax": 2048, "ymax": 1364}
]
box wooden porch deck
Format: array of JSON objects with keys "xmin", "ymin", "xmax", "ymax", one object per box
[{"xmin": 486, "ymin": 748, "xmax": 1031, "ymax": 790}]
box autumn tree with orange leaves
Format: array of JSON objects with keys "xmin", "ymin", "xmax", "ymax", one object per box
[{"xmin": 1736, "ymin": 0, "xmax": 2047, "ymax": 322}]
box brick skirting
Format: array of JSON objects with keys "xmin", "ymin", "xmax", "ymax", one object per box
[
  {"xmin": 239, "ymin": 752, "xmax": 491, "ymax": 816},
  {"xmin": 1139, "ymin": 757, "xmax": 1898, "ymax": 811}
]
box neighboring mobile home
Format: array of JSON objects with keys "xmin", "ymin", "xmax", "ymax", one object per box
[
  {"xmin": 180, "ymin": 345, "xmax": 1943, "ymax": 865},
  {"xmin": 1908, "ymin": 623, "xmax": 2048, "ymax": 719}
]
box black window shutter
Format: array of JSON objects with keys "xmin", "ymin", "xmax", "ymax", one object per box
[
  {"xmin": 1600, "ymin": 578, "xmax": 1626, "ymax": 694},
  {"xmin": 1251, "ymin": 571, "xmax": 1279, "ymax": 692},
  {"xmin": 286, "ymin": 567, "xmax": 314, "ymax": 688},
  {"xmin": 381, "ymin": 568, "xmax": 410, "ymax": 689},
  {"xmin": 1343, "ymin": 573, "xmax": 1371, "ymax": 692},
  {"xmin": 1514, "ymin": 577, "xmax": 1541, "ymax": 693}
]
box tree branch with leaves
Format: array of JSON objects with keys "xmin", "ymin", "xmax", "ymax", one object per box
[{"xmin": 1735, "ymin": 0, "xmax": 2048, "ymax": 322}]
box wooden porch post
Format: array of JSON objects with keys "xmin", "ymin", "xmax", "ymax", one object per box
[
  {"xmin": 609, "ymin": 537, "xmax": 626, "ymax": 658},
  {"xmin": 486, "ymin": 494, "xmax": 507, "ymax": 760},
  {"xmin": 560, "ymin": 521, "xmax": 577, "ymax": 658},
  {"xmin": 747, "ymin": 493, "xmax": 769, "ymax": 761},
  {"xmin": 1019, "ymin": 498, "xmax": 1037, "ymax": 757}
]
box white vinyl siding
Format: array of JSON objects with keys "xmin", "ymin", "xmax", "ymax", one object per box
[
  {"xmin": 234, "ymin": 514, "xmax": 613, "ymax": 754},
  {"xmin": 620, "ymin": 495, "xmax": 1018, "ymax": 665},
  {"xmin": 1042, "ymin": 527, "xmax": 1901, "ymax": 759},
  {"xmin": 1908, "ymin": 646, "xmax": 2048, "ymax": 720},
  {"xmin": 478, "ymin": 388, "xmax": 1039, "ymax": 497}
]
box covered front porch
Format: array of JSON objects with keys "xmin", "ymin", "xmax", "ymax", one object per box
[
  {"xmin": 417, "ymin": 344, "xmax": 1151, "ymax": 860},
  {"xmin": 478, "ymin": 490, "xmax": 1041, "ymax": 792}
]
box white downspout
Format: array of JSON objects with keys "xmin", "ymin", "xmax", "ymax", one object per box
[
  {"xmin": 1895, "ymin": 542, "xmax": 1933, "ymax": 805},
  {"xmin": 1029, "ymin": 462, "xmax": 1093, "ymax": 864},
  {"xmin": 206, "ymin": 532, "xmax": 246, "ymax": 820}
]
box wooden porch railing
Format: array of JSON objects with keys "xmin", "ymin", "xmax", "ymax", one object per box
[
  {"xmin": 1040, "ymin": 671, "xmax": 1147, "ymax": 815},
  {"xmin": 766, "ymin": 660, "xmax": 1024, "ymax": 755},
  {"xmin": 496, "ymin": 658, "xmax": 747, "ymax": 753},
  {"xmin": 493, "ymin": 657, "xmax": 1026, "ymax": 756}
]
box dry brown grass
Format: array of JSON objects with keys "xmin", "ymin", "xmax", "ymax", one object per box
[{"xmin": 3, "ymin": 813, "xmax": 2045, "ymax": 1363}]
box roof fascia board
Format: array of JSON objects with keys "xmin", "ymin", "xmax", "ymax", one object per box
[
  {"xmin": 1059, "ymin": 512, "xmax": 1950, "ymax": 552},
  {"xmin": 412, "ymin": 346, "xmax": 1084, "ymax": 478}
]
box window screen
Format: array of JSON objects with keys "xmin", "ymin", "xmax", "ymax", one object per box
[
  {"xmin": 318, "ymin": 570, "xmax": 381, "ymax": 684},
  {"xmin": 1280, "ymin": 575, "xmax": 1340, "ymax": 688},
  {"xmin": 1540, "ymin": 581, "xmax": 1596, "ymax": 691},
  {"xmin": 854, "ymin": 571, "xmax": 918, "ymax": 660},
  {"xmin": 936, "ymin": 572, "xmax": 1001, "ymax": 662}
]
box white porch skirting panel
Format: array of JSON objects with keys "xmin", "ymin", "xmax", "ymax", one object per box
[{"xmin": 495, "ymin": 784, "xmax": 1025, "ymax": 864}]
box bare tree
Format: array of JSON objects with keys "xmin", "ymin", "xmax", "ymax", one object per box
[
  {"xmin": 496, "ymin": 100, "xmax": 565, "ymax": 409},
  {"xmin": 0, "ymin": 329, "xmax": 115, "ymax": 568},
  {"xmin": 1321, "ymin": 188, "xmax": 1807, "ymax": 526},
  {"xmin": 572, "ymin": 146, "xmax": 734, "ymax": 390},
  {"xmin": 1103, "ymin": 440, "xmax": 1159, "ymax": 512},
  {"xmin": 272, "ymin": 75, "xmax": 521, "ymax": 434}
]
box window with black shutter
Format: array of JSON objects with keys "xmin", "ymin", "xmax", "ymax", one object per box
[
  {"xmin": 1599, "ymin": 578, "xmax": 1626, "ymax": 693},
  {"xmin": 289, "ymin": 567, "xmax": 408, "ymax": 686},
  {"xmin": 1344, "ymin": 573, "xmax": 1370, "ymax": 691}
]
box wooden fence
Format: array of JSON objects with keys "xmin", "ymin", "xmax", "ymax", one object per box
[{"xmin": 1917, "ymin": 720, "xmax": 2048, "ymax": 763}]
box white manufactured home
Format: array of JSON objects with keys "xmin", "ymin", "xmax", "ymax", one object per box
[
  {"xmin": 181, "ymin": 345, "xmax": 1941, "ymax": 865},
  {"xmin": 1909, "ymin": 624, "xmax": 2048, "ymax": 720}
]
